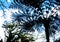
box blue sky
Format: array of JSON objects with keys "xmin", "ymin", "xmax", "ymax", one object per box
[{"xmin": 0, "ymin": 0, "xmax": 14, "ymax": 9}]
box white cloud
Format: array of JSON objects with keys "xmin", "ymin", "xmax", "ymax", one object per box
[
  {"xmin": 0, "ymin": 27, "xmax": 5, "ymax": 42},
  {"xmin": 0, "ymin": 10, "xmax": 3, "ymax": 17},
  {"xmin": 7, "ymin": 0, "xmax": 11, "ymax": 3},
  {"xmin": 55, "ymin": 32, "xmax": 60, "ymax": 40}
]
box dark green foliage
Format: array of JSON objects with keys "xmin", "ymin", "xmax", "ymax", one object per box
[
  {"xmin": 2, "ymin": 22, "xmax": 34, "ymax": 42},
  {"xmin": 20, "ymin": 0, "xmax": 44, "ymax": 8},
  {"xmin": 20, "ymin": 0, "xmax": 44, "ymax": 12},
  {"xmin": 23, "ymin": 21, "xmax": 35, "ymax": 30},
  {"xmin": 2, "ymin": 23, "xmax": 15, "ymax": 29},
  {"xmin": 56, "ymin": 0, "xmax": 60, "ymax": 2}
]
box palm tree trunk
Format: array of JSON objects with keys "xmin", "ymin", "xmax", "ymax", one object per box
[
  {"xmin": 45, "ymin": 26, "xmax": 49, "ymax": 42},
  {"xmin": 42, "ymin": 18, "xmax": 50, "ymax": 42}
]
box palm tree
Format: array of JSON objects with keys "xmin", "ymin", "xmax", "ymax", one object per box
[
  {"xmin": 20, "ymin": 0, "xmax": 60, "ymax": 42},
  {"xmin": 20, "ymin": 0, "xmax": 51, "ymax": 42}
]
